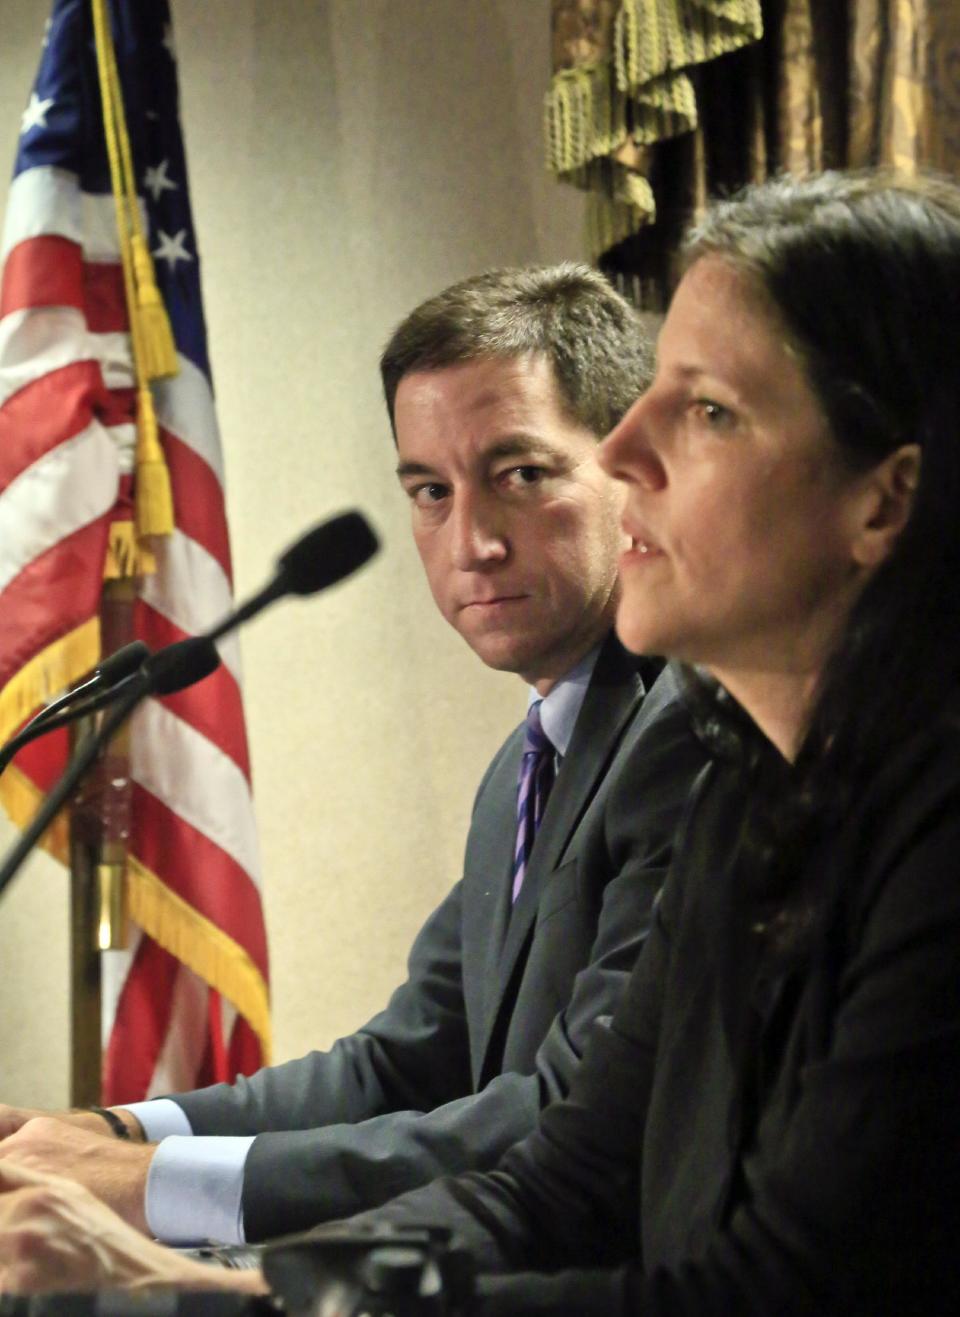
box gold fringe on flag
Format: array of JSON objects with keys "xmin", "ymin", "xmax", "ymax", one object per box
[
  {"xmin": 545, "ymin": 0, "xmax": 763, "ymax": 256},
  {"xmin": 127, "ymin": 856, "xmax": 273, "ymax": 1062},
  {"xmin": 91, "ymin": 0, "xmax": 178, "ymax": 546},
  {"xmin": 0, "ymin": 620, "xmax": 99, "ymax": 863},
  {"xmin": 0, "ymin": 619, "xmax": 100, "ymax": 748},
  {"xmin": 0, "ymin": 764, "xmax": 70, "ymax": 865}
]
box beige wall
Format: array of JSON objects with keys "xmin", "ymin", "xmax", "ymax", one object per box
[{"xmin": 0, "ymin": 0, "xmax": 584, "ymax": 1104}]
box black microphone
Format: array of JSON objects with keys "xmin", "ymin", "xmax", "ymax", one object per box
[
  {"xmin": 23, "ymin": 640, "xmax": 149, "ymax": 731},
  {"xmin": 206, "ymin": 510, "xmax": 379, "ymax": 644},
  {"xmin": 0, "ymin": 514, "xmax": 380, "ymax": 779},
  {"xmin": 142, "ymin": 636, "xmax": 221, "ymax": 695},
  {"xmin": 0, "ymin": 513, "xmax": 378, "ymax": 897},
  {"xmin": 91, "ymin": 640, "xmax": 153, "ymax": 691},
  {"xmin": 0, "ymin": 638, "xmax": 220, "ymax": 901}
]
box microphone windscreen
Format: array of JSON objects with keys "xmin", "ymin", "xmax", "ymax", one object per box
[
  {"xmin": 146, "ymin": 637, "xmax": 221, "ymax": 695},
  {"xmin": 95, "ymin": 640, "xmax": 151, "ymax": 687},
  {"xmin": 277, "ymin": 510, "xmax": 379, "ymax": 596}
]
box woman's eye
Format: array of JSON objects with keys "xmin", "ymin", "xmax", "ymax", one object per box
[{"xmin": 692, "ymin": 399, "xmax": 735, "ymax": 430}]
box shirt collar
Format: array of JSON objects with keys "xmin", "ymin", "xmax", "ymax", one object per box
[{"xmin": 528, "ymin": 645, "xmax": 601, "ymax": 758}]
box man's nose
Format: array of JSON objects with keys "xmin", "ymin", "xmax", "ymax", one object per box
[{"xmin": 449, "ymin": 492, "xmax": 508, "ymax": 570}]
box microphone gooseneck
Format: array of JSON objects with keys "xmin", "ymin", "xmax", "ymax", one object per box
[
  {"xmin": 0, "ymin": 642, "xmax": 222, "ymax": 900},
  {"xmin": 0, "ymin": 509, "xmax": 379, "ymax": 904},
  {"xmin": 14, "ymin": 638, "xmax": 151, "ymax": 738},
  {"xmin": 0, "ymin": 640, "xmax": 156, "ymax": 776}
]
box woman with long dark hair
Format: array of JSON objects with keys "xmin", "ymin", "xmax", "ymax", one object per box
[
  {"xmin": 2, "ymin": 169, "xmax": 960, "ymax": 1313},
  {"xmin": 365, "ymin": 168, "xmax": 960, "ymax": 1315}
]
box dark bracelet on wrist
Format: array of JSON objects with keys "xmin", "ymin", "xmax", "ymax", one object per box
[{"xmin": 88, "ymin": 1103, "xmax": 131, "ymax": 1140}]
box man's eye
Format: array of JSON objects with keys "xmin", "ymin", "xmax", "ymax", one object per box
[
  {"xmin": 501, "ymin": 465, "xmax": 545, "ymax": 488},
  {"xmin": 410, "ymin": 483, "xmax": 448, "ymax": 507}
]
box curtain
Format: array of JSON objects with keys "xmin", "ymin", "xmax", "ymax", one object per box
[{"xmin": 547, "ymin": 1, "xmax": 960, "ymax": 307}]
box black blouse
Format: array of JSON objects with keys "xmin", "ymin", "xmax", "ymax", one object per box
[{"xmin": 356, "ymin": 712, "xmax": 960, "ymax": 1315}]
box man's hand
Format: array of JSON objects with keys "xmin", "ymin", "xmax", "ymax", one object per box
[
  {"xmin": 0, "ymin": 1105, "xmax": 143, "ymax": 1141},
  {"xmin": 0, "ymin": 1117, "xmax": 153, "ymax": 1234},
  {"xmin": 0, "ymin": 1106, "xmax": 97, "ymax": 1140},
  {"xmin": 0, "ymin": 1161, "xmax": 264, "ymax": 1294}
]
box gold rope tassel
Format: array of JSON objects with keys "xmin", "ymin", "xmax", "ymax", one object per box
[
  {"xmin": 134, "ymin": 386, "xmax": 174, "ymax": 538},
  {"xmin": 131, "ymin": 235, "xmax": 179, "ymax": 380},
  {"xmin": 92, "ymin": 0, "xmax": 177, "ymax": 547},
  {"xmin": 103, "ymin": 519, "xmax": 157, "ymax": 579}
]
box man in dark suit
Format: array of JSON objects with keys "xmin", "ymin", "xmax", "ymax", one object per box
[{"xmin": 0, "ymin": 265, "xmax": 705, "ymax": 1248}]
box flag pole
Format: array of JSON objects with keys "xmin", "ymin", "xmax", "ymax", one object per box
[
  {"xmin": 68, "ymin": 576, "xmax": 137, "ymax": 1105},
  {"xmin": 67, "ymin": 0, "xmax": 180, "ymax": 1102},
  {"xmin": 68, "ymin": 810, "xmax": 101, "ymax": 1106}
]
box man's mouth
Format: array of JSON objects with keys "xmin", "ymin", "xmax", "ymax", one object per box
[{"xmin": 462, "ymin": 594, "xmax": 528, "ymax": 608}]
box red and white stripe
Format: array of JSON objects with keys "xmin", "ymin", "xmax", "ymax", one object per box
[{"xmin": 0, "ymin": 163, "xmax": 268, "ymax": 1101}]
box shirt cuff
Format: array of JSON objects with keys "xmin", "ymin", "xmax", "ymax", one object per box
[
  {"xmin": 145, "ymin": 1134, "xmax": 255, "ymax": 1245},
  {"xmin": 123, "ymin": 1098, "xmax": 193, "ymax": 1141}
]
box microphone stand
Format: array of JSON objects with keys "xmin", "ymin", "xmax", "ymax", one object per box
[
  {"xmin": 0, "ymin": 673, "xmax": 142, "ymax": 777},
  {"xmin": 0, "ymin": 639, "xmax": 219, "ymax": 903},
  {"xmin": 0, "ymin": 680, "xmax": 149, "ymax": 904},
  {"xmin": 2, "ymin": 682, "xmax": 150, "ymax": 1102},
  {"xmin": 0, "ymin": 510, "xmax": 380, "ymax": 948},
  {"xmin": 2, "ymin": 512, "xmax": 378, "ymax": 1099}
]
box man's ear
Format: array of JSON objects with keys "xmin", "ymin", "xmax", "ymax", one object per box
[{"xmin": 851, "ymin": 443, "xmax": 921, "ymax": 568}]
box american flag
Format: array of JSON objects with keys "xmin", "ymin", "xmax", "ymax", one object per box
[{"xmin": 0, "ymin": 0, "xmax": 270, "ymax": 1100}]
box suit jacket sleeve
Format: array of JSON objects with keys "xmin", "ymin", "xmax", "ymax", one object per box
[
  {"xmin": 341, "ymin": 794, "xmax": 687, "ymax": 1277},
  {"xmin": 174, "ymin": 679, "xmax": 705, "ymax": 1240}
]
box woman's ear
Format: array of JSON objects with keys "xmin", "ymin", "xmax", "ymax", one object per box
[{"xmin": 851, "ymin": 443, "xmax": 921, "ymax": 568}]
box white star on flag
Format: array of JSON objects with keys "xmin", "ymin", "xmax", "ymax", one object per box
[
  {"xmin": 162, "ymin": 24, "xmax": 177, "ymax": 59},
  {"xmin": 153, "ymin": 228, "xmax": 193, "ymax": 270},
  {"xmin": 144, "ymin": 159, "xmax": 178, "ymax": 202},
  {"xmin": 20, "ymin": 92, "xmax": 55, "ymax": 135},
  {"xmin": 42, "ymin": 18, "xmax": 52, "ymax": 49}
]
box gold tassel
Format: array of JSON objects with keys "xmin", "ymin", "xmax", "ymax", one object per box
[
  {"xmin": 103, "ymin": 519, "xmax": 157, "ymax": 579},
  {"xmin": 134, "ymin": 387, "xmax": 174, "ymax": 538},
  {"xmin": 92, "ymin": 0, "xmax": 177, "ymax": 548},
  {"xmin": 131, "ymin": 236, "xmax": 179, "ymax": 381},
  {"xmin": 103, "ymin": 519, "xmax": 135, "ymax": 578},
  {"xmin": 544, "ymin": 0, "xmax": 763, "ymax": 257}
]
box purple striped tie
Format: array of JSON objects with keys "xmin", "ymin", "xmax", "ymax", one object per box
[{"xmin": 512, "ymin": 700, "xmax": 556, "ymax": 903}]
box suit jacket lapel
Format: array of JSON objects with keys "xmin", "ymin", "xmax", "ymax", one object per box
[
  {"xmin": 479, "ymin": 635, "xmax": 647, "ymax": 1066},
  {"xmin": 473, "ymin": 729, "xmax": 525, "ymax": 1031}
]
